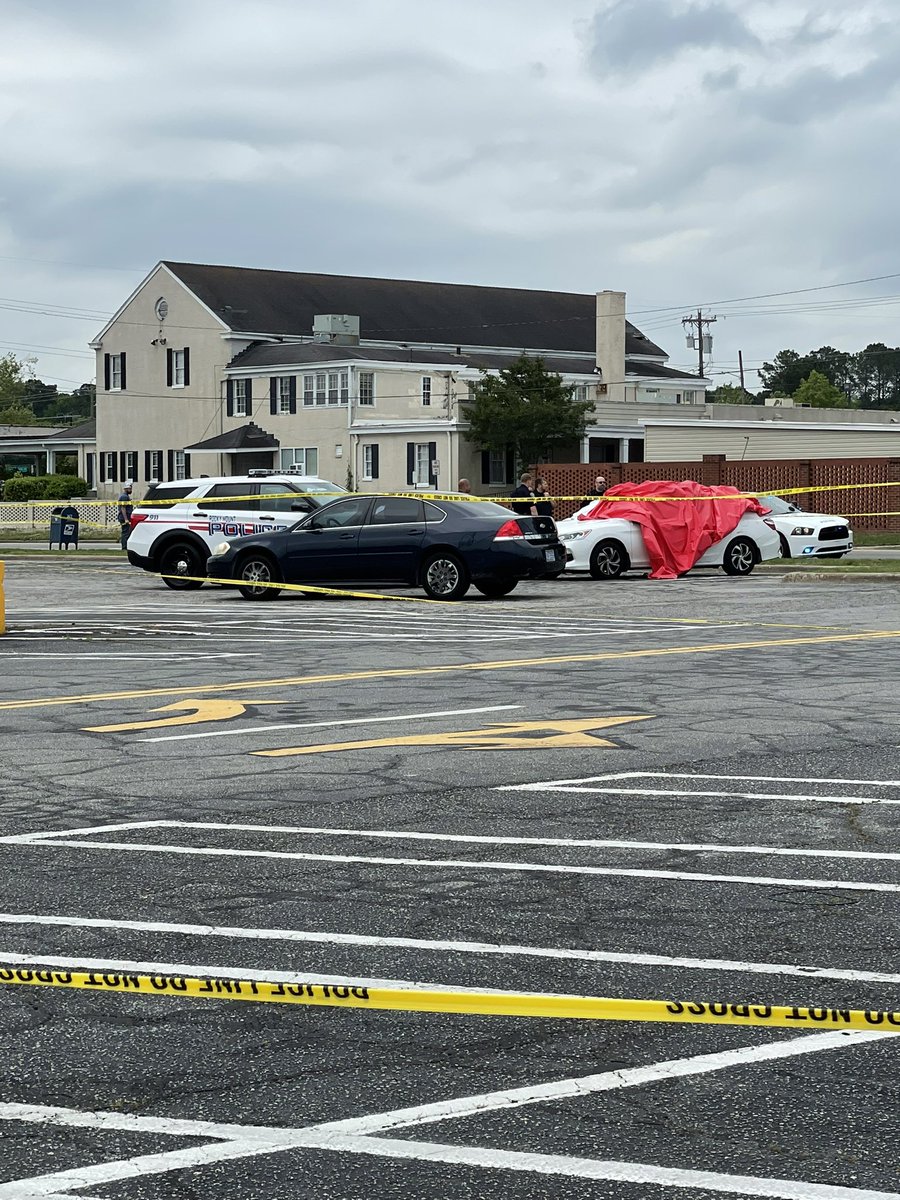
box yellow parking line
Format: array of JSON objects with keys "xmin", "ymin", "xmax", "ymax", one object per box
[{"xmin": 1, "ymin": 630, "xmax": 898, "ymax": 713}]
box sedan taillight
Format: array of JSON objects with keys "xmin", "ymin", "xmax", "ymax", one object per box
[{"xmin": 493, "ymin": 519, "xmax": 525, "ymax": 541}]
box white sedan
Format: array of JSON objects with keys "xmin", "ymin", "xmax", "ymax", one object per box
[
  {"xmin": 556, "ymin": 510, "xmax": 781, "ymax": 579},
  {"xmin": 759, "ymin": 495, "xmax": 854, "ymax": 560}
]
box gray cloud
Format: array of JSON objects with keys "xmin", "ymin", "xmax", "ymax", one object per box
[{"xmin": 587, "ymin": 0, "xmax": 760, "ymax": 73}]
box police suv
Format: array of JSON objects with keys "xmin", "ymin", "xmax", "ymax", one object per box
[{"xmin": 125, "ymin": 470, "xmax": 346, "ymax": 588}]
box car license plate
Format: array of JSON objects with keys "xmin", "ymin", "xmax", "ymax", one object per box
[{"xmin": 544, "ymin": 548, "xmax": 557, "ymax": 563}]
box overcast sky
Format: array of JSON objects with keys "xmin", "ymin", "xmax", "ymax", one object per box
[{"xmin": 2, "ymin": 0, "xmax": 899, "ymax": 397}]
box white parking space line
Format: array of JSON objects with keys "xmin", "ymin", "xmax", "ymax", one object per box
[
  {"xmin": 0, "ymin": 1033, "xmax": 890, "ymax": 1199},
  {"xmin": 500, "ymin": 771, "xmax": 900, "ymax": 790},
  {"xmin": 3, "ymin": 911, "xmax": 898, "ymax": 987},
  {"xmin": 0, "ymin": 653, "xmax": 254, "ymax": 661},
  {"xmin": 498, "ymin": 782, "xmax": 900, "ymax": 806},
  {"xmin": 5, "ymin": 835, "xmax": 899, "ymax": 895},
  {"xmin": 141, "ymin": 704, "xmax": 522, "ymax": 743}
]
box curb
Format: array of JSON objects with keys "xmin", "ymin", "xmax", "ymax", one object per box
[{"xmin": 779, "ymin": 572, "xmax": 900, "ymax": 583}]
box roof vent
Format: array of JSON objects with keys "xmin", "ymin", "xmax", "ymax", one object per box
[{"xmin": 312, "ymin": 314, "xmax": 360, "ymax": 345}]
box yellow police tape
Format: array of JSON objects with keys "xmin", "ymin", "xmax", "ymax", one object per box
[
  {"xmin": 0, "ymin": 964, "xmax": 897, "ymax": 1031},
  {"xmin": 159, "ymin": 573, "xmax": 459, "ymax": 603}
]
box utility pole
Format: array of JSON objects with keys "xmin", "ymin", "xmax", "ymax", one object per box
[
  {"xmin": 738, "ymin": 350, "xmax": 746, "ymax": 394},
  {"xmin": 682, "ymin": 310, "xmax": 718, "ymax": 380}
]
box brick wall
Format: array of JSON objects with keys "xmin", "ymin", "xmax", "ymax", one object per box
[{"xmin": 533, "ymin": 456, "xmax": 900, "ymax": 531}]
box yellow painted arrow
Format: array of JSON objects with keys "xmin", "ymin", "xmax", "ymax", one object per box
[{"xmin": 84, "ymin": 698, "xmax": 281, "ymax": 733}]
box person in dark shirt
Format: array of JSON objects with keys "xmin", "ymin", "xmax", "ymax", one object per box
[
  {"xmin": 510, "ymin": 472, "xmax": 538, "ymax": 517},
  {"xmin": 534, "ymin": 475, "xmax": 554, "ymax": 518},
  {"xmin": 578, "ymin": 473, "xmax": 608, "ymax": 512}
]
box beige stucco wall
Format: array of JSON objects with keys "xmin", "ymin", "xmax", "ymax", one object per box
[{"xmin": 644, "ymin": 422, "xmax": 900, "ymax": 461}]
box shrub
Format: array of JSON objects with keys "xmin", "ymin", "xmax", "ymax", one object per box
[
  {"xmin": 2, "ymin": 475, "xmax": 43, "ymax": 501},
  {"xmin": 41, "ymin": 474, "xmax": 88, "ymax": 500}
]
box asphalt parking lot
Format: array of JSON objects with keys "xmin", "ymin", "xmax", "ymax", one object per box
[{"xmin": 1, "ymin": 558, "xmax": 900, "ymax": 1198}]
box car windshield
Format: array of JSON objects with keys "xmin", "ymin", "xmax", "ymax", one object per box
[{"xmin": 759, "ymin": 495, "xmax": 799, "ymax": 514}]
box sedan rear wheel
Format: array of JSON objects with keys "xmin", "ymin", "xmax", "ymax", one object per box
[
  {"xmin": 722, "ymin": 536, "xmax": 757, "ymax": 576},
  {"xmin": 589, "ymin": 539, "xmax": 628, "ymax": 580},
  {"xmin": 422, "ymin": 552, "xmax": 469, "ymax": 601},
  {"xmin": 237, "ymin": 554, "xmax": 283, "ymax": 600}
]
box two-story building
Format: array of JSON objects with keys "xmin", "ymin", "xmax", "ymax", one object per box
[{"xmin": 90, "ymin": 262, "xmax": 708, "ymax": 497}]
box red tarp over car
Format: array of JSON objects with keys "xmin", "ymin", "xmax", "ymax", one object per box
[{"xmin": 577, "ymin": 480, "xmax": 769, "ymax": 580}]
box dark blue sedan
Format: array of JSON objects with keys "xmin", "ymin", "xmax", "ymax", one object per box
[{"xmin": 205, "ymin": 494, "xmax": 564, "ymax": 601}]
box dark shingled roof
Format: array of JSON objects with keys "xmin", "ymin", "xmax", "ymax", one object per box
[
  {"xmin": 226, "ymin": 343, "xmax": 702, "ymax": 382},
  {"xmin": 47, "ymin": 418, "xmax": 96, "ymax": 440},
  {"xmin": 164, "ymin": 261, "xmax": 668, "ymax": 358},
  {"xmin": 184, "ymin": 422, "xmax": 279, "ymax": 452}
]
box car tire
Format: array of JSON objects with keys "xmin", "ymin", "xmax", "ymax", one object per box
[
  {"xmin": 474, "ymin": 578, "xmax": 518, "ymax": 598},
  {"xmin": 722, "ymin": 536, "xmax": 757, "ymax": 576},
  {"xmin": 777, "ymin": 534, "xmax": 792, "ymax": 559},
  {"xmin": 237, "ymin": 554, "xmax": 283, "ymax": 600},
  {"xmin": 158, "ymin": 541, "xmax": 205, "ymax": 590},
  {"xmin": 421, "ymin": 551, "xmax": 470, "ymax": 600},
  {"xmin": 588, "ymin": 539, "xmax": 628, "ymax": 580}
]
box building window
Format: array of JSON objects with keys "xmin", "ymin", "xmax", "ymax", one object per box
[
  {"xmin": 362, "ymin": 444, "xmax": 379, "ymax": 480},
  {"xmin": 167, "ymin": 347, "xmax": 190, "ymax": 388},
  {"xmin": 124, "ymin": 451, "xmax": 137, "ymax": 481},
  {"xmin": 278, "ymin": 377, "xmax": 292, "ymax": 414},
  {"xmin": 358, "ymin": 371, "xmax": 375, "ymax": 406},
  {"xmin": 104, "ymin": 451, "xmax": 117, "ymax": 481},
  {"xmin": 280, "ymin": 447, "xmax": 318, "ymax": 475},
  {"xmin": 108, "ymin": 353, "xmax": 124, "ymax": 391},
  {"xmin": 175, "ymin": 450, "xmax": 187, "ymax": 480},
  {"xmin": 414, "ymin": 443, "xmax": 431, "ymax": 486},
  {"xmin": 173, "ymin": 349, "xmax": 186, "ymax": 387},
  {"xmin": 148, "ymin": 450, "xmax": 161, "ymax": 481},
  {"xmin": 421, "ymin": 376, "xmax": 432, "ymax": 406},
  {"xmin": 489, "ymin": 450, "xmax": 507, "ymax": 485},
  {"xmin": 234, "ymin": 379, "xmax": 250, "ymax": 416},
  {"xmin": 340, "ymin": 370, "xmax": 349, "ymax": 404},
  {"xmin": 573, "ymin": 384, "xmax": 587, "ymax": 403},
  {"xmin": 683, "ymin": 390, "xmax": 697, "ymax": 403}
]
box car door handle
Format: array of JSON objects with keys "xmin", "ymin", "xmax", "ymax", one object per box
[
  {"xmin": 259, "ymin": 514, "xmax": 274, "ymax": 520},
  {"xmin": 340, "ymin": 532, "xmax": 354, "ymax": 539},
  {"xmin": 407, "ymin": 527, "xmax": 425, "ymax": 535}
]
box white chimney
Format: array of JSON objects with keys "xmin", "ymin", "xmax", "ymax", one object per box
[{"xmin": 596, "ymin": 290, "xmax": 626, "ymax": 403}]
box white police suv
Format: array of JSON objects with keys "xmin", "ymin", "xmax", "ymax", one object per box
[{"xmin": 126, "ymin": 470, "xmax": 346, "ymax": 589}]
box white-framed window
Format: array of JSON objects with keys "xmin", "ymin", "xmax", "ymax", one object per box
[
  {"xmin": 110, "ymin": 354, "xmax": 123, "ymax": 390},
  {"xmin": 421, "ymin": 376, "xmax": 432, "ymax": 406},
  {"xmin": 489, "ymin": 449, "xmax": 507, "ymax": 485},
  {"xmin": 315, "ymin": 373, "xmax": 327, "ymax": 406},
  {"xmin": 278, "ymin": 377, "xmax": 292, "ymax": 414},
  {"xmin": 105, "ymin": 451, "xmax": 117, "ymax": 479},
  {"xmin": 358, "ymin": 371, "xmax": 375, "ymax": 406},
  {"xmin": 683, "ymin": 389, "xmax": 697, "ymax": 403},
  {"xmin": 234, "ymin": 378, "xmax": 250, "ymax": 417},
  {"xmin": 414, "ymin": 443, "xmax": 431, "ymax": 486},
  {"xmin": 124, "ymin": 451, "xmax": 137, "ymax": 481},
  {"xmin": 303, "ymin": 376, "xmax": 315, "ymax": 406},
  {"xmin": 573, "ymin": 384, "xmax": 587, "ymax": 403},
  {"xmin": 175, "ymin": 450, "xmax": 187, "ymax": 480},
  {"xmin": 173, "ymin": 349, "xmax": 186, "ymax": 387},
  {"xmin": 149, "ymin": 450, "xmax": 161, "ymax": 481},
  {"xmin": 280, "ymin": 447, "xmax": 318, "ymax": 474},
  {"xmin": 362, "ymin": 444, "xmax": 379, "ymax": 480},
  {"xmin": 327, "ymin": 372, "xmax": 338, "ymax": 405}
]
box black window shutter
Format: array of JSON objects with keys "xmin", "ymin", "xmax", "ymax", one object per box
[
  {"xmin": 406, "ymin": 443, "xmax": 415, "ymax": 485},
  {"xmin": 157, "ymin": 449, "xmax": 163, "ymax": 476},
  {"xmin": 226, "ymin": 379, "xmax": 234, "ymax": 417},
  {"xmin": 144, "ymin": 450, "xmax": 151, "ymax": 480},
  {"xmin": 166, "ymin": 349, "xmax": 173, "ymax": 387},
  {"xmin": 183, "ymin": 453, "xmax": 191, "ymax": 477},
  {"xmin": 132, "ymin": 450, "xmax": 138, "ymax": 480},
  {"xmin": 119, "ymin": 451, "xmax": 127, "ymax": 481},
  {"xmin": 167, "ymin": 450, "xmax": 175, "ymax": 480},
  {"xmin": 481, "ymin": 450, "xmax": 490, "ymax": 485},
  {"xmin": 371, "ymin": 445, "xmax": 379, "ymax": 480},
  {"xmin": 120, "ymin": 353, "xmax": 126, "ymax": 390},
  {"xmin": 428, "ymin": 441, "xmax": 437, "ymax": 487},
  {"xmin": 505, "ymin": 446, "xmax": 515, "ymax": 483},
  {"xmin": 289, "ymin": 377, "xmax": 297, "ymax": 414},
  {"xmin": 269, "ymin": 378, "xmax": 278, "ymax": 415},
  {"xmin": 99, "ymin": 454, "xmax": 106, "ymax": 483},
  {"xmin": 183, "ymin": 347, "xmax": 190, "ymax": 387},
  {"xmin": 86, "ymin": 454, "xmax": 94, "ymax": 489},
  {"xmin": 104, "ymin": 354, "xmax": 111, "ymax": 391}
]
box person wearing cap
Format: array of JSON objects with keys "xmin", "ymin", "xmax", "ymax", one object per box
[{"xmin": 117, "ymin": 483, "xmax": 134, "ymax": 550}]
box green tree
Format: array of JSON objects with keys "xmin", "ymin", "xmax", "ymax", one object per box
[
  {"xmin": 463, "ymin": 355, "xmax": 593, "ymax": 471},
  {"xmin": 709, "ymin": 383, "xmax": 751, "ymax": 404},
  {"xmin": 759, "ymin": 347, "xmax": 853, "ymax": 402},
  {"xmin": 0, "ymin": 403, "xmax": 41, "ymax": 426},
  {"xmin": 0, "ymin": 353, "xmax": 26, "ymax": 408},
  {"xmin": 793, "ymin": 370, "xmax": 845, "ymax": 408}
]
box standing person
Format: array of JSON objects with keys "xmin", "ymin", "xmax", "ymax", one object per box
[
  {"xmin": 117, "ymin": 483, "xmax": 134, "ymax": 550},
  {"xmin": 534, "ymin": 475, "xmax": 554, "ymax": 518},
  {"xmin": 457, "ymin": 478, "xmax": 472, "ymax": 494},
  {"xmin": 510, "ymin": 471, "xmax": 538, "ymax": 517},
  {"xmin": 578, "ymin": 472, "xmax": 608, "ymax": 511}
]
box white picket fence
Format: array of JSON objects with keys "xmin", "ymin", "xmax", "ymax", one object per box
[{"xmin": 0, "ymin": 500, "xmax": 117, "ymax": 530}]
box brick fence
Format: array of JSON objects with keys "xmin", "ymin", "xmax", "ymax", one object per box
[{"xmin": 533, "ymin": 456, "xmax": 900, "ymax": 531}]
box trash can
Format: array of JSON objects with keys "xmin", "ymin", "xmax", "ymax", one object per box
[{"xmin": 49, "ymin": 505, "xmax": 80, "ymax": 550}]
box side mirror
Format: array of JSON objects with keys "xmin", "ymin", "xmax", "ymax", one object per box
[{"xmin": 291, "ymin": 499, "xmax": 312, "ymax": 512}]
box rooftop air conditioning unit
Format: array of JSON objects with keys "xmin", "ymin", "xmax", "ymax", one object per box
[{"xmin": 312, "ymin": 314, "xmax": 361, "ymax": 344}]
